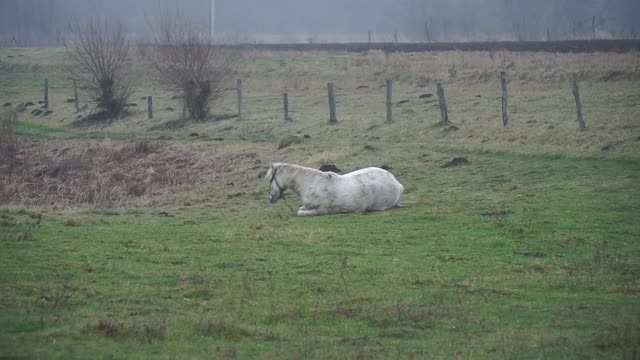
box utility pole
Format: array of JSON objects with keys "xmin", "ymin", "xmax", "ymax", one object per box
[{"xmin": 210, "ymin": 0, "xmax": 216, "ymax": 41}]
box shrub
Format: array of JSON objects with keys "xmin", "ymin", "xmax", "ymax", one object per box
[
  {"xmin": 67, "ymin": 17, "xmax": 133, "ymax": 120},
  {"xmin": 142, "ymin": 14, "xmax": 238, "ymax": 121}
]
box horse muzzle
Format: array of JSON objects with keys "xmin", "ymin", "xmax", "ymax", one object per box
[{"xmin": 268, "ymin": 191, "xmax": 284, "ymax": 204}]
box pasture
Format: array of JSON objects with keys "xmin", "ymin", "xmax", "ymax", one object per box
[{"xmin": 1, "ymin": 46, "xmax": 640, "ymax": 358}]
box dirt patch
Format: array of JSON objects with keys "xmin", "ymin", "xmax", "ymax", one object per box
[
  {"xmin": 481, "ymin": 210, "xmax": 514, "ymax": 217},
  {"xmin": 599, "ymin": 70, "xmax": 627, "ymax": 82},
  {"xmin": 278, "ymin": 135, "xmax": 304, "ymax": 149},
  {"xmin": 72, "ymin": 111, "xmax": 117, "ymax": 128},
  {"xmin": 514, "ymin": 251, "xmax": 546, "ymax": 258},
  {"xmin": 601, "ymin": 143, "xmax": 615, "ymax": 151},
  {"xmin": 441, "ymin": 157, "xmax": 470, "ymax": 168},
  {"xmin": 0, "ymin": 139, "xmax": 259, "ymax": 206},
  {"xmin": 148, "ymin": 119, "xmax": 187, "ymax": 131}
]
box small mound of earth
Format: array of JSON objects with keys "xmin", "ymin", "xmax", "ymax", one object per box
[
  {"xmin": 480, "ymin": 210, "xmax": 513, "ymax": 217},
  {"xmin": 514, "ymin": 252, "xmax": 546, "ymax": 258},
  {"xmin": 278, "ymin": 135, "xmax": 304, "ymax": 150},
  {"xmin": 148, "ymin": 119, "xmax": 187, "ymax": 131},
  {"xmin": 72, "ymin": 111, "xmax": 116, "ymax": 128},
  {"xmin": 441, "ymin": 157, "xmax": 470, "ymax": 168},
  {"xmin": 319, "ymin": 164, "xmax": 341, "ymax": 173}
]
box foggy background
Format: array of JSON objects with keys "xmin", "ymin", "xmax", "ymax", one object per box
[{"xmin": 1, "ymin": 0, "xmax": 639, "ymax": 46}]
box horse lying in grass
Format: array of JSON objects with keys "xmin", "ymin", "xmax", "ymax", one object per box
[{"xmin": 266, "ymin": 162, "xmax": 404, "ymax": 216}]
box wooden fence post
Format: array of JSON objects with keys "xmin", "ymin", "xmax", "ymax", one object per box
[
  {"xmin": 572, "ymin": 74, "xmax": 586, "ymax": 130},
  {"xmin": 501, "ymin": 71, "xmax": 509, "ymax": 127},
  {"xmin": 147, "ymin": 96, "xmax": 153, "ymax": 120},
  {"xmin": 237, "ymin": 79, "xmax": 243, "ymax": 120},
  {"xmin": 44, "ymin": 79, "xmax": 49, "ymax": 109},
  {"xmin": 436, "ymin": 83, "xmax": 449, "ymax": 125},
  {"xmin": 283, "ymin": 93, "xmax": 290, "ymax": 121},
  {"xmin": 386, "ymin": 79, "xmax": 393, "ymax": 122},
  {"xmin": 328, "ymin": 82, "xmax": 337, "ymax": 124},
  {"xmin": 73, "ymin": 79, "xmax": 79, "ymax": 112}
]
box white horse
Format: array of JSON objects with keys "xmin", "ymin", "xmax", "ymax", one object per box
[{"xmin": 266, "ymin": 162, "xmax": 403, "ymax": 216}]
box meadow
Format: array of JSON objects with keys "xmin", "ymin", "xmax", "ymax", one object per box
[{"xmin": 1, "ymin": 46, "xmax": 639, "ymax": 359}]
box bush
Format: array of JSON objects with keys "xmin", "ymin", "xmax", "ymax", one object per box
[
  {"xmin": 67, "ymin": 17, "xmax": 133, "ymax": 119},
  {"xmin": 142, "ymin": 14, "xmax": 238, "ymax": 121}
]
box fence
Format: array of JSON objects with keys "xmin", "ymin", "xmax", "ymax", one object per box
[{"xmin": 29, "ymin": 73, "xmax": 588, "ymax": 131}]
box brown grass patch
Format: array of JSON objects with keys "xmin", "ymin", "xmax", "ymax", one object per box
[
  {"xmin": 0, "ymin": 107, "xmax": 19, "ymax": 170},
  {"xmin": 0, "ymin": 139, "xmax": 259, "ymax": 207},
  {"xmin": 95, "ymin": 316, "xmax": 167, "ymax": 343}
]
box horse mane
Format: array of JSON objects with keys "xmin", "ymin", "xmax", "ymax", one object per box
[{"xmin": 271, "ymin": 163, "xmax": 335, "ymax": 180}]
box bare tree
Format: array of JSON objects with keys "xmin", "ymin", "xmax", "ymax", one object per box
[
  {"xmin": 142, "ymin": 14, "xmax": 238, "ymax": 121},
  {"xmin": 67, "ymin": 17, "xmax": 133, "ymax": 120}
]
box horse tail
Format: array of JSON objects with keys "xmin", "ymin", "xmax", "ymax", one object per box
[{"xmin": 394, "ymin": 182, "xmax": 404, "ymax": 207}]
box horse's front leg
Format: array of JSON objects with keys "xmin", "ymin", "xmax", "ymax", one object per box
[{"xmin": 297, "ymin": 206, "xmax": 319, "ymax": 216}]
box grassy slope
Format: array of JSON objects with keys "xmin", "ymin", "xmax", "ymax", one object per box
[{"xmin": 1, "ymin": 47, "xmax": 640, "ymax": 358}]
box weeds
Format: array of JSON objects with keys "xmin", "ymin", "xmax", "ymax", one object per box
[
  {"xmin": 241, "ymin": 266, "xmax": 252, "ymax": 304},
  {"xmin": 0, "ymin": 140, "xmax": 259, "ymax": 207},
  {"xmin": 196, "ymin": 318, "xmax": 251, "ymax": 340},
  {"xmin": 96, "ymin": 317, "xmax": 167, "ymax": 343},
  {"xmin": 594, "ymin": 322, "xmax": 640, "ymax": 352},
  {"xmin": 39, "ymin": 283, "xmax": 74, "ymax": 310},
  {"xmin": 0, "ymin": 107, "xmax": 18, "ymax": 171},
  {"xmin": 63, "ymin": 218, "xmax": 82, "ymax": 227},
  {"xmin": 14, "ymin": 224, "xmax": 34, "ymax": 241},
  {"xmin": 339, "ymin": 256, "xmax": 351, "ymax": 301}
]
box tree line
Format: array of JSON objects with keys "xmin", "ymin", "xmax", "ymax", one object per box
[{"xmin": 1, "ymin": 0, "xmax": 639, "ymax": 47}]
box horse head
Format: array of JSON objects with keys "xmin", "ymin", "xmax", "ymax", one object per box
[{"xmin": 266, "ymin": 164, "xmax": 286, "ymax": 204}]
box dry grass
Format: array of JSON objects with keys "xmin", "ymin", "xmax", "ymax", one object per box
[
  {"xmin": 0, "ymin": 139, "xmax": 260, "ymax": 207},
  {"xmin": 0, "ymin": 107, "xmax": 18, "ymax": 169}
]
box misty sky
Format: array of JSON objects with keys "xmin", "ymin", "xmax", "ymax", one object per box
[{"xmin": 1, "ymin": 0, "xmax": 639, "ymax": 45}]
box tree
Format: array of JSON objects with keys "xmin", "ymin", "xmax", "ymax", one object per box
[
  {"xmin": 142, "ymin": 13, "xmax": 238, "ymax": 121},
  {"xmin": 67, "ymin": 17, "xmax": 133, "ymax": 120}
]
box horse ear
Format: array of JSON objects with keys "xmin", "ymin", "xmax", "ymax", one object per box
[{"xmin": 265, "ymin": 164, "xmax": 274, "ymax": 180}]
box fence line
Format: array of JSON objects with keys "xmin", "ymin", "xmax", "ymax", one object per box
[{"xmin": 27, "ymin": 73, "xmax": 588, "ymax": 131}]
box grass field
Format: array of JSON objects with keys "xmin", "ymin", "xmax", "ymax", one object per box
[{"xmin": 1, "ymin": 46, "xmax": 640, "ymax": 358}]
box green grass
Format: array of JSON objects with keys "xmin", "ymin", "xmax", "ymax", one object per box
[
  {"xmin": 2, "ymin": 149, "xmax": 639, "ymax": 358},
  {"xmin": 1, "ymin": 47, "xmax": 640, "ymax": 358}
]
